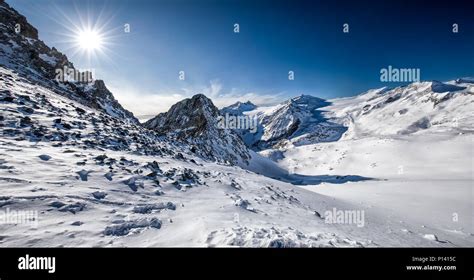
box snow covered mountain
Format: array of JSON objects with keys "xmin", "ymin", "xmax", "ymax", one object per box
[
  {"xmin": 225, "ymin": 80, "xmax": 473, "ymax": 151},
  {"xmin": 0, "ymin": 0, "xmax": 472, "ymax": 248},
  {"xmin": 220, "ymin": 101, "xmax": 257, "ymax": 115},
  {"xmin": 221, "ymin": 95, "xmax": 347, "ymax": 150},
  {"xmin": 326, "ymin": 80, "xmax": 474, "ymax": 139},
  {"xmin": 0, "ymin": 0, "xmax": 137, "ymax": 123},
  {"xmin": 144, "ymin": 94, "xmax": 252, "ymax": 165}
]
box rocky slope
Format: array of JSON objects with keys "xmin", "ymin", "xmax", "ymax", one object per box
[
  {"xmin": 0, "ymin": 66, "xmax": 180, "ymax": 156},
  {"xmin": 0, "ymin": 0, "xmax": 137, "ymax": 122},
  {"xmin": 0, "ymin": 59, "xmax": 382, "ymax": 248}
]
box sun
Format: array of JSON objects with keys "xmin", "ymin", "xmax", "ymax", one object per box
[
  {"xmin": 76, "ymin": 29, "xmax": 104, "ymax": 51},
  {"xmin": 48, "ymin": 4, "xmax": 119, "ymax": 65}
]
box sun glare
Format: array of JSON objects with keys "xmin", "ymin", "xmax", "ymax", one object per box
[
  {"xmin": 76, "ymin": 29, "xmax": 103, "ymax": 51},
  {"xmin": 47, "ymin": 4, "xmax": 118, "ymax": 65}
]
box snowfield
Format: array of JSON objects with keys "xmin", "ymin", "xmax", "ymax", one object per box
[
  {"xmin": 0, "ymin": 0, "xmax": 472, "ymax": 247},
  {"xmin": 0, "ymin": 67, "xmax": 394, "ymax": 247},
  {"xmin": 1, "ymin": 65, "xmax": 472, "ymax": 247},
  {"xmin": 276, "ymin": 134, "xmax": 473, "ymax": 247},
  {"xmin": 2, "ymin": 139, "xmax": 470, "ymax": 247},
  {"xmin": 0, "ymin": 140, "xmax": 373, "ymax": 247},
  {"xmin": 254, "ymin": 84, "xmax": 474, "ymax": 247}
]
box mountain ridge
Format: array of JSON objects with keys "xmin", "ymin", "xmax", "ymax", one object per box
[{"xmin": 0, "ymin": 0, "xmax": 138, "ymax": 123}]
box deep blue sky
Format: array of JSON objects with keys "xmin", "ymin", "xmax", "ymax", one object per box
[{"xmin": 7, "ymin": 0, "xmax": 474, "ymax": 117}]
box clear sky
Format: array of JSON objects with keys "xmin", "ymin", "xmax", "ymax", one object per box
[{"xmin": 7, "ymin": 0, "xmax": 474, "ymax": 119}]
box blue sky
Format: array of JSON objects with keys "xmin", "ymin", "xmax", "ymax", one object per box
[{"xmin": 7, "ymin": 0, "xmax": 474, "ymax": 118}]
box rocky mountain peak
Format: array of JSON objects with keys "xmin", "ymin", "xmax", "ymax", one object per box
[
  {"xmin": 0, "ymin": 0, "xmax": 38, "ymax": 40},
  {"xmin": 145, "ymin": 94, "xmax": 252, "ymax": 165},
  {"xmin": 145, "ymin": 93, "xmax": 218, "ymax": 138},
  {"xmin": 0, "ymin": 1, "xmax": 73, "ymax": 79}
]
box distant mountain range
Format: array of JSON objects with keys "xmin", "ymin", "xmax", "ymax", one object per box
[{"xmin": 220, "ymin": 81, "xmax": 473, "ymax": 150}]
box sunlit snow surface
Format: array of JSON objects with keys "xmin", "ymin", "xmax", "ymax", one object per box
[{"xmin": 1, "ymin": 66, "xmax": 473, "ymax": 247}]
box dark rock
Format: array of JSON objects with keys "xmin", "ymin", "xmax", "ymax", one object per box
[
  {"xmin": 49, "ymin": 201, "xmax": 66, "ymax": 208},
  {"xmin": 58, "ymin": 202, "xmax": 86, "ymax": 214},
  {"xmin": 132, "ymin": 202, "xmax": 176, "ymax": 214},
  {"xmin": 75, "ymin": 107, "xmax": 86, "ymax": 114},
  {"xmin": 18, "ymin": 106, "xmax": 34, "ymax": 114},
  {"xmin": 103, "ymin": 218, "xmax": 162, "ymax": 236},
  {"xmin": 19, "ymin": 116, "xmax": 32, "ymax": 126},
  {"xmin": 38, "ymin": 154, "xmax": 51, "ymax": 161},
  {"xmin": 91, "ymin": 191, "xmax": 107, "ymax": 200},
  {"xmin": 0, "ymin": 96, "xmax": 14, "ymax": 102}
]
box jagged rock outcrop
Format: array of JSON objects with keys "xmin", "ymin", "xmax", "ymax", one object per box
[{"xmin": 145, "ymin": 94, "xmax": 252, "ymax": 165}]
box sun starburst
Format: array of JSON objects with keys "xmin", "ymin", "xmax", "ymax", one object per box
[
  {"xmin": 40, "ymin": 2, "xmax": 123, "ymax": 68},
  {"xmin": 76, "ymin": 28, "xmax": 104, "ymax": 51}
]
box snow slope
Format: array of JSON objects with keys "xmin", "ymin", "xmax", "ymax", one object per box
[
  {"xmin": 0, "ymin": 66, "xmax": 365, "ymax": 247},
  {"xmin": 275, "ymin": 134, "xmax": 473, "ymax": 246},
  {"xmin": 2, "ymin": 65, "xmax": 471, "ymax": 246},
  {"xmin": 259, "ymin": 83, "xmax": 474, "ymax": 247},
  {"xmin": 325, "ymin": 81, "xmax": 474, "ymax": 139}
]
